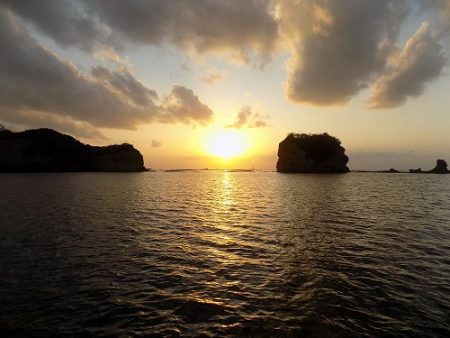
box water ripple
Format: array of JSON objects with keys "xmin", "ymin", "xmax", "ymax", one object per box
[{"xmin": 0, "ymin": 172, "xmax": 449, "ymax": 336}]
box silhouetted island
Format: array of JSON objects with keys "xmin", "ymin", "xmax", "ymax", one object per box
[
  {"xmin": 409, "ymin": 159, "xmax": 449, "ymax": 174},
  {"xmin": 277, "ymin": 133, "xmax": 349, "ymax": 173},
  {"xmin": 0, "ymin": 128, "xmax": 146, "ymax": 172}
]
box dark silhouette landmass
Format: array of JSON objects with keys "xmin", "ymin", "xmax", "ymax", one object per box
[
  {"xmin": 385, "ymin": 168, "xmax": 399, "ymax": 173},
  {"xmin": 353, "ymin": 160, "xmax": 450, "ymax": 174},
  {"xmin": 277, "ymin": 133, "xmax": 349, "ymax": 173},
  {"xmin": 430, "ymin": 159, "xmax": 448, "ymax": 173},
  {"xmin": 355, "ymin": 168, "xmax": 401, "ymax": 173},
  {"xmin": 409, "ymin": 159, "xmax": 449, "ymax": 174},
  {"xmin": 0, "ymin": 128, "xmax": 146, "ymax": 172}
]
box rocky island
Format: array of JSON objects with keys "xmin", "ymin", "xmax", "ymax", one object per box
[
  {"xmin": 276, "ymin": 133, "xmax": 349, "ymax": 173},
  {"xmin": 409, "ymin": 159, "xmax": 449, "ymax": 174},
  {"xmin": 0, "ymin": 128, "xmax": 147, "ymax": 172}
]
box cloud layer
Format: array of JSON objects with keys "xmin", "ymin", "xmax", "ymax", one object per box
[
  {"xmin": 0, "ymin": 5, "xmax": 214, "ymax": 139},
  {"xmin": 277, "ymin": 0, "xmax": 448, "ymax": 107},
  {"xmin": 1, "ymin": 0, "xmax": 449, "ymax": 137},
  {"xmin": 369, "ymin": 22, "xmax": 446, "ymax": 108},
  {"xmin": 2, "ymin": 0, "xmax": 116, "ymax": 52},
  {"xmin": 3, "ymin": 0, "xmax": 278, "ymax": 64},
  {"xmin": 278, "ymin": 0, "xmax": 408, "ymax": 105}
]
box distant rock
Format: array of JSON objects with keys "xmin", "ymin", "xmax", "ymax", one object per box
[
  {"xmin": 379, "ymin": 168, "xmax": 399, "ymax": 173},
  {"xmin": 276, "ymin": 133, "xmax": 349, "ymax": 173},
  {"xmin": 408, "ymin": 159, "xmax": 449, "ymax": 174},
  {"xmin": 429, "ymin": 159, "xmax": 449, "ymax": 174},
  {"xmin": 0, "ymin": 128, "xmax": 147, "ymax": 172}
]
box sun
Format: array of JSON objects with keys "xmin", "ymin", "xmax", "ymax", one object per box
[{"xmin": 206, "ymin": 130, "xmax": 248, "ymax": 160}]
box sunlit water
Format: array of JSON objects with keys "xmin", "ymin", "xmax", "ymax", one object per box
[{"xmin": 1, "ymin": 172, "xmax": 449, "ymax": 337}]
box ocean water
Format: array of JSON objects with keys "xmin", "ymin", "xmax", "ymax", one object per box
[{"xmin": 0, "ymin": 171, "xmax": 449, "ymax": 337}]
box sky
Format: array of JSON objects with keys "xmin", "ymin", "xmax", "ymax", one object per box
[{"xmin": 1, "ymin": 0, "xmax": 449, "ymax": 170}]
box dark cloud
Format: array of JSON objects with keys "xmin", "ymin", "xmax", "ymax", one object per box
[
  {"xmin": 82, "ymin": 0, "xmax": 278, "ymax": 63},
  {"xmin": 2, "ymin": 0, "xmax": 118, "ymax": 52},
  {"xmin": 3, "ymin": 0, "xmax": 278, "ymax": 64},
  {"xmin": 0, "ymin": 108, "xmax": 105, "ymax": 141},
  {"xmin": 369, "ymin": 23, "xmax": 446, "ymax": 108},
  {"xmin": 277, "ymin": 0, "xmax": 450, "ymax": 108},
  {"xmin": 226, "ymin": 106, "xmax": 270, "ymax": 129},
  {"xmin": 0, "ymin": 6, "xmax": 215, "ymax": 138},
  {"xmin": 92, "ymin": 65, "xmax": 158, "ymax": 107},
  {"xmin": 2, "ymin": 0, "xmax": 449, "ymax": 112},
  {"xmin": 422, "ymin": 0, "xmax": 450, "ymax": 37},
  {"xmin": 278, "ymin": 0, "xmax": 409, "ymax": 105},
  {"xmin": 0, "ymin": 6, "xmax": 152, "ymax": 129},
  {"xmin": 151, "ymin": 140, "xmax": 162, "ymax": 148},
  {"xmin": 161, "ymin": 86, "xmax": 214, "ymax": 125}
]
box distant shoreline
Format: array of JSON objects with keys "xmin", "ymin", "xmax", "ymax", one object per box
[{"xmin": 1, "ymin": 170, "xmax": 449, "ymax": 174}]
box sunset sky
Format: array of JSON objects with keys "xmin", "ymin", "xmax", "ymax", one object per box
[{"xmin": 1, "ymin": 0, "xmax": 449, "ymax": 170}]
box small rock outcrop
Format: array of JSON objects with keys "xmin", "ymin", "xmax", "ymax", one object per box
[
  {"xmin": 0, "ymin": 128, "xmax": 147, "ymax": 172},
  {"xmin": 409, "ymin": 159, "xmax": 449, "ymax": 174},
  {"xmin": 429, "ymin": 159, "xmax": 449, "ymax": 174},
  {"xmin": 378, "ymin": 168, "xmax": 399, "ymax": 173},
  {"xmin": 276, "ymin": 133, "xmax": 349, "ymax": 173}
]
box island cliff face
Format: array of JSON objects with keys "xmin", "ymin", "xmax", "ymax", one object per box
[
  {"xmin": 276, "ymin": 133, "xmax": 349, "ymax": 173},
  {"xmin": 0, "ymin": 129, "xmax": 146, "ymax": 172}
]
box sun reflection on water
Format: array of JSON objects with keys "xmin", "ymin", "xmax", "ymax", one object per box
[
  {"xmin": 220, "ymin": 172, "xmax": 233, "ymax": 207},
  {"xmin": 199, "ymin": 171, "xmax": 243, "ymax": 264}
]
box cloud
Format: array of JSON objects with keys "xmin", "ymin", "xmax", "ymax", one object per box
[
  {"xmin": 226, "ymin": 106, "xmax": 270, "ymax": 129},
  {"xmin": 161, "ymin": 85, "xmax": 214, "ymax": 125},
  {"xmin": 91, "ymin": 65, "xmax": 158, "ymax": 107},
  {"xmin": 277, "ymin": 0, "xmax": 409, "ymax": 105},
  {"xmin": 3, "ymin": 0, "xmax": 449, "ymax": 112},
  {"xmin": 0, "ymin": 108, "xmax": 105, "ymax": 141},
  {"xmin": 0, "ymin": 6, "xmax": 153, "ymax": 129},
  {"xmin": 369, "ymin": 22, "xmax": 446, "ymax": 108},
  {"xmin": 4, "ymin": 0, "xmax": 278, "ymax": 64},
  {"xmin": 84, "ymin": 0, "xmax": 278, "ymax": 64},
  {"xmin": 421, "ymin": 0, "xmax": 450, "ymax": 37},
  {"xmin": 151, "ymin": 140, "xmax": 162, "ymax": 148},
  {"xmin": 2, "ymin": 0, "xmax": 118, "ymax": 52},
  {"xmin": 92, "ymin": 45, "xmax": 128, "ymax": 65},
  {"xmin": 0, "ymin": 6, "xmax": 215, "ymax": 137},
  {"xmin": 199, "ymin": 70, "xmax": 226, "ymax": 84}
]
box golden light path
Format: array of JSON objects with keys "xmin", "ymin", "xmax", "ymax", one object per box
[{"xmin": 205, "ymin": 130, "xmax": 248, "ymax": 160}]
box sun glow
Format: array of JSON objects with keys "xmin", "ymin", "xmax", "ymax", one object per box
[{"xmin": 206, "ymin": 130, "xmax": 248, "ymax": 160}]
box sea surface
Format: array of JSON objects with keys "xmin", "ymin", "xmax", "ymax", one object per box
[{"xmin": 1, "ymin": 171, "xmax": 449, "ymax": 337}]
